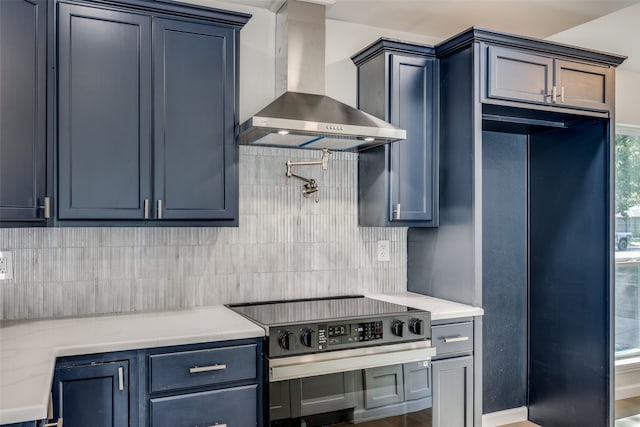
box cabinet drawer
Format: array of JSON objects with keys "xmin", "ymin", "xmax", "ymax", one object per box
[
  {"xmin": 150, "ymin": 384, "xmax": 257, "ymax": 427},
  {"xmin": 149, "ymin": 344, "xmax": 257, "ymax": 393},
  {"xmin": 432, "ymin": 322, "xmax": 473, "ymax": 357}
]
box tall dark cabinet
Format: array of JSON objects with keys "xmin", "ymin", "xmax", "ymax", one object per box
[
  {"xmin": 407, "ymin": 28, "xmax": 625, "ymax": 427},
  {"xmin": 352, "ymin": 39, "xmax": 439, "ymax": 227},
  {"xmin": 0, "ymin": 0, "xmax": 49, "ymax": 225}
]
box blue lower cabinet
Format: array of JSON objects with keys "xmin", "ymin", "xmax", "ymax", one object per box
[
  {"xmin": 52, "ymin": 361, "xmax": 129, "ymax": 427},
  {"xmin": 150, "ymin": 384, "xmax": 258, "ymax": 427}
]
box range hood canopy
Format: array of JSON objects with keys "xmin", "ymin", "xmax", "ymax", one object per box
[{"xmin": 239, "ymin": 0, "xmax": 406, "ymax": 151}]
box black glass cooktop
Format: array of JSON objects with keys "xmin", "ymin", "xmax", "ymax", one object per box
[{"xmin": 227, "ymin": 295, "xmax": 418, "ymax": 326}]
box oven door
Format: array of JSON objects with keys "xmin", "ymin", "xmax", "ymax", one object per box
[{"xmin": 268, "ymin": 341, "xmax": 435, "ymax": 426}]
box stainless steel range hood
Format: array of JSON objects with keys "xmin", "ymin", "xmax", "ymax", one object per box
[{"xmin": 239, "ymin": 0, "xmax": 406, "ymax": 151}]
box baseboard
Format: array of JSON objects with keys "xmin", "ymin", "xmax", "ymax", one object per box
[
  {"xmin": 482, "ymin": 406, "xmax": 528, "ymax": 427},
  {"xmin": 616, "ymin": 358, "xmax": 640, "ymax": 400}
]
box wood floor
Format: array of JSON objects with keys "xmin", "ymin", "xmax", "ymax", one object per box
[
  {"xmin": 326, "ymin": 397, "xmax": 640, "ymax": 426},
  {"xmin": 494, "ymin": 396, "xmax": 640, "ymax": 427}
]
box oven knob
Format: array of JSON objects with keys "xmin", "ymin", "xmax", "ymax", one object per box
[
  {"xmin": 300, "ymin": 328, "xmax": 315, "ymax": 347},
  {"xmin": 409, "ymin": 318, "xmax": 424, "ymax": 335},
  {"xmin": 278, "ymin": 331, "xmax": 293, "ymax": 350},
  {"xmin": 391, "ymin": 320, "xmax": 405, "ymax": 337}
]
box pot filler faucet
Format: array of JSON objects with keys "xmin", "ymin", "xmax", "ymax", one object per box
[{"xmin": 285, "ymin": 148, "xmax": 331, "ymax": 202}]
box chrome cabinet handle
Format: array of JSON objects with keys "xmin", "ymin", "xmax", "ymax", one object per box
[
  {"xmin": 39, "ymin": 196, "xmax": 51, "ymax": 219},
  {"xmin": 189, "ymin": 364, "xmax": 226, "ymax": 374},
  {"xmin": 560, "ymin": 86, "xmax": 565, "ymax": 103},
  {"xmin": 207, "ymin": 424, "xmax": 227, "ymax": 427},
  {"xmin": 443, "ymin": 336, "xmax": 470, "ymax": 343},
  {"xmin": 157, "ymin": 199, "xmax": 163, "ymax": 219},
  {"xmin": 118, "ymin": 367, "xmax": 124, "ymax": 391},
  {"xmin": 43, "ymin": 418, "xmax": 63, "ymax": 427},
  {"xmin": 144, "ymin": 199, "xmax": 150, "ymax": 219},
  {"xmin": 393, "ymin": 203, "xmax": 401, "ymax": 220}
]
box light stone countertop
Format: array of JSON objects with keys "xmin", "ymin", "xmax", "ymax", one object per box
[
  {"xmin": 0, "ymin": 306, "xmax": 265, "ymax": 425},
  {"xmin": 0, "ymin": 293, "xmax": 481, "ymax": 425},
  {"xmin": 367, "ymin": 292, "xmax": 484, "ymax": 320}
]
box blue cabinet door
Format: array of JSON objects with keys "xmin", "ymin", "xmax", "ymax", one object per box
[
  {"xmin": 0, "ymin": 0, "xmax": 47, "ymax": 224},
  {"xmin": 431, "ymin": 356, "xmax": 473, "ymax": 427},
  {"xmin": 52, "ymin": 361, "xmax": 129, "ymax": 427},
  {"xmin": 354, "ymin": 41, "xmax": 438, "ymax": 227},
  {"xmin": 152, "ymin": 18, "xmax": 237, "ymax": 221},
  {"xmin": 57, "ymin": 3, "xmax": 152, "ymax": 220},
  {"xmin": 389, "ymin": 54, "xmax": 437, "ymax": 223},
  {"xmin": 486, "ymin": 45, "xmax": 553, "ymax": 104}
]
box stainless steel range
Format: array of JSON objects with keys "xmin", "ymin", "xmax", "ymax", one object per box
[{"xmin": 228, "ymin": 295, "xmax": 436, "ymax": 426}]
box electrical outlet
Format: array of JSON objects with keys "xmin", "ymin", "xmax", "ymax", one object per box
[
  {"xmin": 377, "ymin": 240, "xmax": 390, "ymax": 262},
  {"xmin": 0, "ymin": 251, "xmax": 14, "ymax": 280}
]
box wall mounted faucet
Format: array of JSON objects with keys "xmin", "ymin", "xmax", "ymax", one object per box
[{"xmin": 285, "ymin": 148, "xmax": 331, "ymax": 202}]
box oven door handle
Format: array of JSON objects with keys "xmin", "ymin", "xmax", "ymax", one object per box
[{"xmin": 268, "ymin": 341, "xmax": 436, "ymax": 382}]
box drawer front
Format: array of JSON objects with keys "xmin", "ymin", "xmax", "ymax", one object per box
[
  {"xmin": 432, "ymin": 322, "xmax": 473, "ymax": 357},
  {"xmin": 149, "ymin": 344, "xmax": 257, "ymax": 393},
  {"xmin": 150, "ymin": 384, "xmax": 257, "ymax": 427}
]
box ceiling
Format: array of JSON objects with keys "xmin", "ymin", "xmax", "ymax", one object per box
[
  {"xmin": 221, "ymin": 0, "xmax": 639, "ymax": 39},
  {"xmin": 215, "ymin": 0, "xmax": 640, "ymax": 71}
]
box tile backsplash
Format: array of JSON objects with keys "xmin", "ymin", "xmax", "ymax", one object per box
[{"xmin": 0, "ymin": 146, "xmax": 407, "ymax": 320}]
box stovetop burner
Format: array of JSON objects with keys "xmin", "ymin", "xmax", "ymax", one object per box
[
  {"xmin": 227, "ymin": 295, "xmax": 416, "ymax": 326},
  {"xmin": 227, "ymin": 295, "xmax": 431, "ymax": 358}
]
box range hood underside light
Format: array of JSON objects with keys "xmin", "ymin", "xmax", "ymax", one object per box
[{"xmin": 240, "ymin": 92, "xmax": 407, "ymax": 151}]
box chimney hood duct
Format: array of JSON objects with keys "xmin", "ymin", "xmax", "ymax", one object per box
[{"xmin": 239, "ymin": 0, "xmax": 406, "ymax": 151}]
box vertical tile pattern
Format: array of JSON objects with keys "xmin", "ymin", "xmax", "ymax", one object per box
[{"xmin": 0, "ymin": 146, "xmax": 407, "ymax": 320}]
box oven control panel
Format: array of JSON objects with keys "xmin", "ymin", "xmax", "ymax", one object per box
[{"xmin": 268, "ymin": 312, "xmax": 430, "ymax": 358}]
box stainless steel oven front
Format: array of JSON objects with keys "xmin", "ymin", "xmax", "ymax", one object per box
[
  {"xmin": 227, "ymin": 296, "xmax": 436, "ymax": 426},
  {"xmin": 268, "ymin": 341, "xmax": 435, "ymax": 426}
]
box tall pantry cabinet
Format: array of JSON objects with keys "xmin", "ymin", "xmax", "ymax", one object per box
[{"xmin": 407, "ymin": 28, "xmax": 625, "ymax": 427}]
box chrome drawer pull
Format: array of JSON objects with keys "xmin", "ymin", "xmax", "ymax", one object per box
[
  {"xmin": 43, "ymin": 418, "xmax": 63, "ymax": 427},
  {"xmin": 189, "ymin": 364, "xmax": 227, "ymax": 374},
  {"xmin": 443, "ymin": 336, "xmax": 470, "ymax": 343},
  {"xmin": 207, "ymin": 424, "xmax": 227, "ymax": 427}
]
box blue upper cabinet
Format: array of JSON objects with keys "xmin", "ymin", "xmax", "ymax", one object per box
[
  {"xmin": 0, "ymin": 0, "xmax": 48, "ymax": 226},
  {"xmin": 483, "ymin": 42, "xmax": 614, "ymax": 113},
  {"xmin": 55, "ymin": 0, "xmax": 248, "ymax": 226},
  {"xmin": 57, "ymin": 3, "xmax": 152, "ymax": 221},
  {"xmin": 352, "ymin": 39, "xmax": 438, "ymax": 227},
  {"xmin": 153, "ymin": 19, "xmax": 236, "ymax": 221}
]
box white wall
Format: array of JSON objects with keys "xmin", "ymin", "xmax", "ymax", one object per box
[
  {"xmin": 177, "ymin": 0, "xmax": 441, "ymax": 120},
  {"xmin": 616, "ymin": 69, "xmax": 640, "ymax": 126},
  {"xmin": 325, "ymin": 20, "xmax": 440, "ymax": 108}
]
